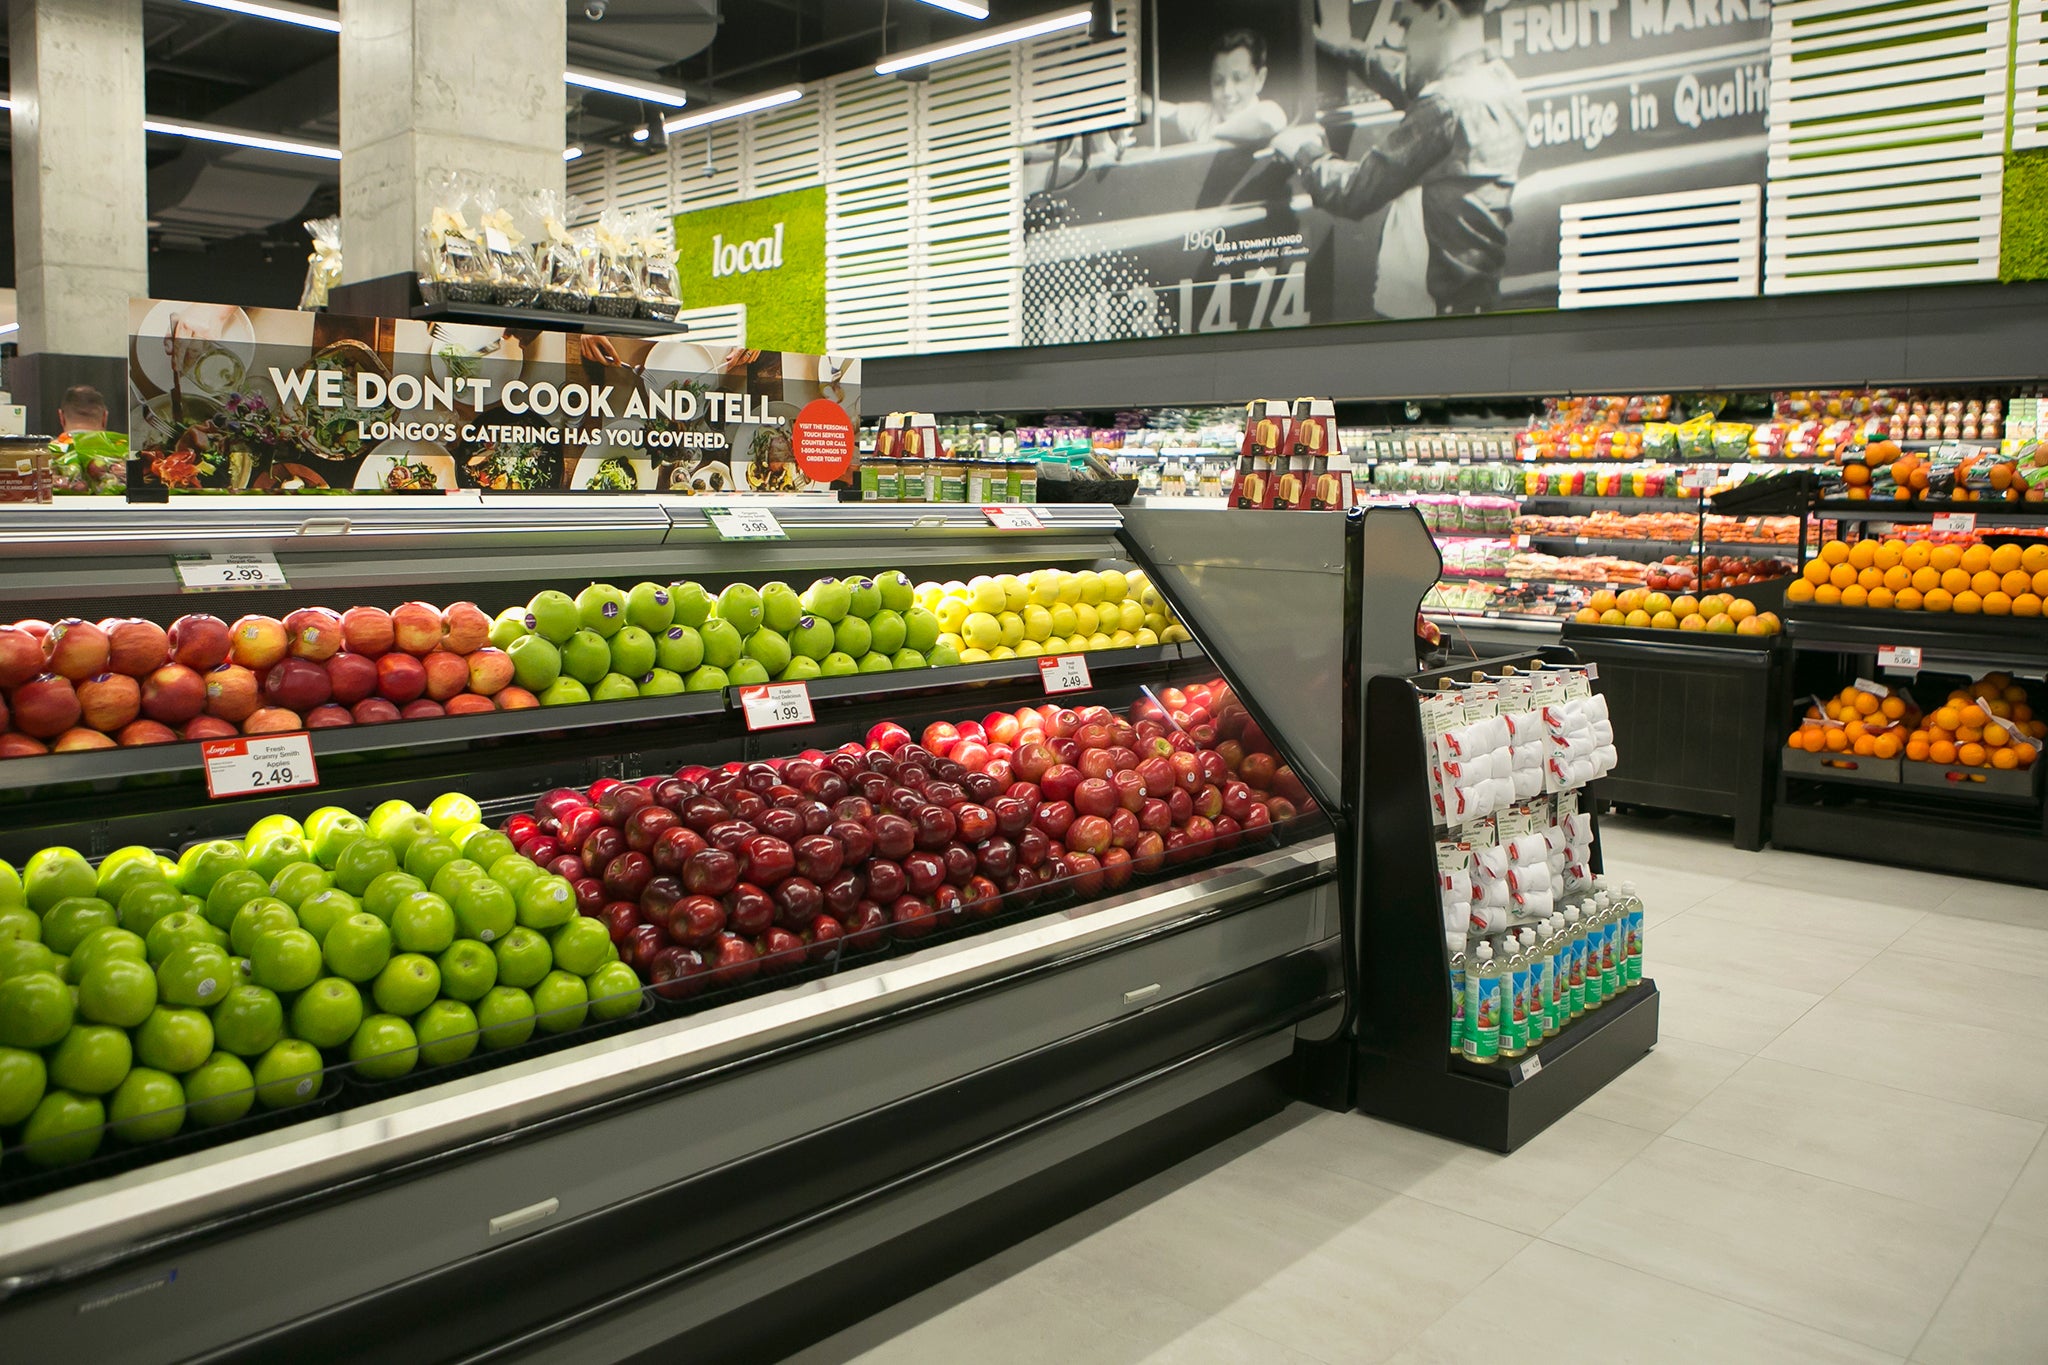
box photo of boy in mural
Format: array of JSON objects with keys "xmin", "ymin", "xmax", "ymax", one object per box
[
  {"xmin": 1142, "ymin": 28, "xmax": 1290, "ymax": 147},
  {"xmin": 1274, "ymin": 0, "xmax": 1528, "ymax": 314}
]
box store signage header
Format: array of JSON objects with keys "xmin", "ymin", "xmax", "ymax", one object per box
[{"xmin": 711, "ymin": 224, "xmax": 787, "ymax": 278}]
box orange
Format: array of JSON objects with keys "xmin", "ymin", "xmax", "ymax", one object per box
[
  {"xmin": 1990, "ymin": 543, "xmax": 2023, "ymax": 575},
  {"xmin": 1957, "ymin": 725, "xmax": 1984, "ymax": 744},
  {"xmin": 1825, "ymin": 728, "xmax": 1850, "ymax": 752},
  {"xmin": 2024, "ymin": 543, "xmax": 2048, "ymax": 573},
  {"xmin": 1846, "ymin": 719, "xmax": 1870, "ymax": 741},
  {"xmin": 1961, "ymin": 703, "xmax": 1988, "ymax": 727},
  {"xmin": 1959, "ymin": 742, "xmax": 1987, "ymax": 767},
  {"xmin": 1728, "ymin": 599, "xmax": 1757, "ymax": 621},
  {"xmin": 1934, "ymin": 706, "xmax": 1962, "ymax": 731},
  {"xmin": 1993, "ymin": 747, "xmax": 2020, "ymax": 770},
  {"xmin": 1840, "ymin": 585, "xmax": 1869, "ymax": 608},
  {"xmin": 1856, "ymin": 567, "xmax": 1885, "ymax": 591},
  {"xmin": 1940, "ymin": 567, "xmax": 1972, "ymax": 594},
  {"xmin": 1984, "ymin": 591, "xmax": 2013, "ymax": 616},
  {"xmin": 1954, "ymin": 590, "xmax": 1983, "ymax": 614},
  {"xmin": 1931, "ymin": 544, "xmax": 1963, "ymax": 572},
  {"xmin": 1831, "ymin": 563, "xmax": 1858, "ymax": 589},
  {"xmin": 1984, "ymin": 723, "xmax": 2011, "ymax": 747},
  {"xmin": 1880, "ymin": 695, "xmax": 1907, "ymax": 720},
  {"xmin": 1786, "ymin": 579, "xmax": 1816, "ymax": 603},
  {"xmin": 1802, "ymin": 727, "xmax": 1826, "ymax": 752},
  {"xmin": 1924, "ymin": 588, "xmax": 1954, "ymax": 611},
  {"xmin": 1903, "ymin": 541, "xmax": 1933, "ymax": 570},
  {"xmin": 2019, "ymin": 744, "xmax": 2039, "ymax": 767},
  {"xmin": 1930, "ymin": 739, "xmax": 1958, "ymax": 764},
  {"xmin": 1882, "ymin": 565, "xmax": 1912, "ymax": 591},
  {"xmin": 1896, "ymin": 587, "xmax": 1924, "ymax": 610},
  {"xmin": 1853, "ymin": 691, "xmax": 1881, "ymax": 716},
  {"xmin": 1814, "ymin": 583, "xmax": 1843, "ymax": 605},
  {"xmin": 2008, "ymin": 685, "xmax": 2031, "ymax": 705},
  {"xmin": 1803, "ymin": 559, "xmax": 1832, "ymax": 586},
  {"xmin": 1874, "ymin": 540, "xmax": 1905, "ymax": 569},
  {"xmin": 1852, "ymin": 734, "xmax": 1877, "ymax": 756},
  {"xmin": 1873, "ymin": 734, "xmax": 1901, "ymax": 759},
  {"xmin": 1972, "ymin": 569, "xmax": 2003, "ymax": 596},
  {"xmin": 2035, "ymin": 569, "xmax": 2048, "ymax": 595},
  {"xmin": 1962, "ymin": 544, "xmax": 1994, "ymax": 574},
  {"xmin": 1906, "ymin": 738, "xmax": 1931, "ymax": 761},
  {"xmin": 1848, "ymin": 540, "xmax": 1878, "ymax": 570},
  {"xmin": 2002, "ymin": 569, "xmax": 2033, "ymax": 596},
  {"xmin": 1910, "ymin": 566, "xmax": 1941, "ymax": 592},
  {"xmin": 1867, "ymin": 587, "xmax": 1895, "ymax": 609},
  {"xmin": 1820, "ymin": 539, "xmax": 1851, "ymax": 565}
]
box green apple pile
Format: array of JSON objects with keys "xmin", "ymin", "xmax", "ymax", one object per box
[{"xmin": 0, "ymin": 793, "xmax": 641, "ymax": 1169}]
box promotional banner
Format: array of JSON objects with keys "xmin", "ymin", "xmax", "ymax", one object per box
[
  {"xmin": 671, "ymin": 186, "xmax": 829, "ymax": 355},
  {"xmin": 1019, "ymin": 0, "xmax": 1768, "ymax": 342},
  {"xmin": 125, "ymin": 300, "xmax": 860, "ymax": 497}
]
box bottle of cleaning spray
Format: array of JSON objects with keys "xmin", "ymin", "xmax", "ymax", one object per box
[
  {"xmin": 1565, "ymin": 904, "xmax": 1586, "ymax": 1019},
  {"xmin": 1600, "ymin": 891, "xmax": 1622, "ymax": 1000},
  {"xmin": 1499, "ymin": 935, "xmax": 1528, "ymax": 1059},
  {"xmin": 1583, "ymin": 895, "xmax": 1607, "ymax": 1010},
  {"xmin": 1463, "ymin": 939, "xmax": 1499, "ymax": 1063},
  {"xmin": 1519, "ymin": 926, "xmax": 1547, "ymax": 1044},
  {"xmin": 1448, "ymin": 934, "xmax": 1467, "ymax": 1055},
  {"xmin": 1621, "ymin": 879, "xmax": 1644, "ymax": 988}
]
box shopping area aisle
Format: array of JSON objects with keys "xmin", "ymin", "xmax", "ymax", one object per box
[{"xmin": 793, "ymin": 816, "xmax": 2048, "ymax": 1365}]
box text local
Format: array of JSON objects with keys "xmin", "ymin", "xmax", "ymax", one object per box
[{"xmin": 268, "ymin": 367, "xmax": 779, "ymax": 424}]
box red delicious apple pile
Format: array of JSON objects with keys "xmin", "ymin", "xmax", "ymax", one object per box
[
  {"xmin": 0, "ymin": 603, "xmax": 530, "ymax": 757},
  {"xmin": 504, "ymin": 682, "xmax": 1316, "ymax": 999}
]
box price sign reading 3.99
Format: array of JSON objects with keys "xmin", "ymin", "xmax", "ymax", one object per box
[{"xmin": 202, "ymin": 733, "xmax": 319, "ymax": 800}]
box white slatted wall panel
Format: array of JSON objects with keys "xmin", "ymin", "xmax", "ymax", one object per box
[
  {"xmin": 2018, "ymin": 0, "xmax": 2048, "ymax": 149},
  {"xmin": 913, "ymin": 50, "xmax": 1023, "ymax": 352},
  {"xmin": 669, "ymin": 122, "xmax": 746, "ymax": 213},
  {"xmin": 670, "ymin": 303, "xmax": 748, "ymax": 346},
  {"xmin": 1766, "ymin": 0, "xmax": 2007, "ymax": 292},
  {"xmin": 745, "ymin": 97, "xmax": 826, "ymax": 195},
  {"xmin": 823, "ymin": 71, "xmax": 919, "ymax": 355},
  {"xmin": 564, "ymin": 150, "xmax": 609, "ymax": 223},
  {"xmin": 1559, "ymin": 185, "xmax": 1760, "ymax": 308},
  {"xmin": 1021, "ymin": 1, "xmax": 1139, "ymax": 143}
]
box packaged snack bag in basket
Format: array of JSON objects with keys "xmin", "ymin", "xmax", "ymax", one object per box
[
  {"xmin": 299, "ymin": 215, "xmax": 341, "ymax": 309},
  {"xmin": 589, "ymin": 210, "xmax": 640, "ymax": 318},
  {"xmin": 531, "ymin": 189, "xmax": 591, "ymax": 312},
  {"xmin": 475, "ymin": 186, "xmax": 542, "ymax": 307}
]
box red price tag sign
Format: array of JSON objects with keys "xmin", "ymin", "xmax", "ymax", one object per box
[
  {"xmin": 1039, "ymin": 654, "xmax": 1091, "ymax": 694},
  {"xmin": 1878, "ymin": 645, "xmax": 1923, "ymax": 669},
  {"xmin": 983, "ymin": 505, "xmax": 1044, "ymax": 530},
  {"xmin": 790, "ymin": 399, "xmax": 856, "ymax": 485},
  {"xmin": 1931, "ymin": 512, "xmax": 1977, "ymax": 533},
  {"xmin": 202, "ymin": 733, "xmax": 318, "ymax": 800},
  {"xmin": 739, "ymin": 682, "xmax": 814, "ymax": 731}
]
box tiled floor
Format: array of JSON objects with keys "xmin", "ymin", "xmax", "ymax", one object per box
[{"xmin": 792, "ymin": 814, "xmax": 2048, "ymax": 1365}]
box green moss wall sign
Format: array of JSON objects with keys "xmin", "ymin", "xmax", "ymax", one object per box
[{"xmin": 673, "ymin": 187, "xmax": 827, "ymax": 354}]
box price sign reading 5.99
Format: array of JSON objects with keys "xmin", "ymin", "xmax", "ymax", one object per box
[
  {"xmin": 202, "ymin": 733, "xmax": 319, "ymax": 800},
  {"xmin": 739, "ymin": 682, "xmax": 815, "ymax": 731}
]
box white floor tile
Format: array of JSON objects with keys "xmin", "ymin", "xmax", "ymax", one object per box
[
  {"xmin": 1575, "ymin": 1036, "xmax": 1749, "ymax": 1133},
  {"xmin": 1740, "ymin": 851, "xmax": 1965, "ymax": 907},
  {"xmin": 1886, "ymin": 913, "xmax": 2048, "ymax": 981},
  {"xmin": 1650, "ymin": 911, "xmax": 1884, "ymax": 995},
  {"xmin": 1912, "ymin": 1224, "xmax": 2048, "ymax": 1365},
  {"xmin": 1686, "ymin": 878, "xmax": 1925, "ymax": 943},
  {"xmin": 1667, "ymin": 1057, "xmax": 2044, "ymax": 1220},
  {"xmin": 1640, "ymin": 960, "xmax": 1822, "ymax": 1054},
  {"xmin": 1927, "ymin": 876, "xmax": 2048, "ymax": 929},
  {"xmin": 1386, "ymin": 1240, "xmax": 1904, "ymax": 1365},
  {"xmin": 1597, "ymin": 854, "xmax": 1740, "ymax": 919},
  {"xmin": 1545, "ymin": 1138, "xmax": 1984, "ymax": 1355},
  {"xmin": 1761, "ymin": 997, "xmax": 2048, "ymax": 1122},
  {"xmin": 1992, "ymin": 1131, "xmax": 2048, "ymax": 1233},
  {"xmin": 1835, "ymin": 946, "xmax": 2048, "ymax": 1043}
]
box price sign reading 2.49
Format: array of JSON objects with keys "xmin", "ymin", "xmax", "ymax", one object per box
[{"xmin": 202, "ymin": 733, "xmax": 319, "ymax": 800}]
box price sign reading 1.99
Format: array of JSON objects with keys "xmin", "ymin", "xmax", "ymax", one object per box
[{"xmin": 739, "ymin": 682, "xmax": 814, "ymax": 732}]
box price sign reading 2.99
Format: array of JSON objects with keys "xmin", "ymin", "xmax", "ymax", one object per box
[{"xmin": 202, "ymin": 733, "xmax": 319, "ymax": 800}]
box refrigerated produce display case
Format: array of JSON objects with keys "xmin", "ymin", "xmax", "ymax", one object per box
[{"xmin": 0, "ymin": 498, "xmax": 1430, "ymax": 1364}]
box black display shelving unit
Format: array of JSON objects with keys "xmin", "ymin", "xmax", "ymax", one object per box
[{"xmin": 1350, "ymin": 650, "xmax": 1660, "ymax": 1152}]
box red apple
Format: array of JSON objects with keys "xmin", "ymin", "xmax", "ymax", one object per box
[
  {"xmin": 202, "ymin": 664, "xmax": 261, "ymax": 722},
  {"xmin": 420, "ymin": 651, "xmax": 469, "ymax": 702},
  {"xmin": 0, "ymin": 733, "xmax": 48, "ymax": 758},
  {"xmin": 181, "ymin": 715, "xmax": 238, "ymax": 741},
  {"xmin": 495, "ymin": 686, "xmax": 540, "ymax": 710},
  {"xmin": 1239, "ymin": 752, "xmax": 1277, "ymax": 790},
  {"xmin": 465, "ymin": 648, "xmax": 514, "ymax": 697},
  {"xmin": 73, "ymin": 672, "xmax": 141, "ymax": 732},
  {"xmin": 9, "ymin": 674, "xmax": 78, "ymax": 738},
  {"xmin": 324, "ymin": 652, "xmax": 379, "ymax": 705},
  {"xmin": 376, "ymin": 653, "xmax": 428, "ymax": 704},
  {"xmin": 1067, "ymin": 815, "xmax": 1112, "ymax": 856},
  {"xmin": 670, "ymin": 894, "xmax": 726, "ymax": 947},
  {"xmin": 305, "ymin": 704, "xmax": 354, "ymax": 729},
  {"xmin": 445, "ymin": 694, "xmax": 496, "ymax": 715},
  {"xmin": 726, "ymin": 883, "xmax": 775, "ymax": 937},
  {"xmin": 52, "ymin": 727, "xmax": 116, "ymax": 752},
  {"xmin": 1064, "ymin": 851, "xmax": 1104, "ymax": 897},
  {"xmin": 890, "ymin": 895, "xmax": 938, "ymax": 940},
  {"xmin": 950, "ymin": 740, "xmax": 991, "ymax": 774},
  {"xmin": 0, "ymin": 626, "xmax": 44, "ymax": 688},
  {"xmin": 867, "ymin": 721, "xmax": 912, "ymax": 753},
  {"xmin": 651, "ymin": 945, "xmax": 710, "ymax": 1000},
  {"xmin": 1072, "ymin": 778, "xmax": 1118, "ymax": 819},
  {"xmin": 264, "ymin": 658, "xmax": 332, "ymax": 713},
  {"xmin": 708, "ymin": 932, "xmax": 760, "ymax": 986},
  {"xmin": 284, "ymin": 607, "xmax": 344, "ymax": 662},
  {"xmin": 114, "ymin": 718, "xmax": 178, "ymax": 747},
  {"xmin": 339, "ymin": 605, "xmax": 396, "ymax": 657},
  {"xmin": 43, "ymin": 619, "xmax": 110, "ymax": 681},
  {"xmin": 243, "ymin": 707, "xmax": 302, "ymax": 734},
  {"xmin": 441, "ymin": 601, "xmax": 491, "ymax": 654},
  {"xmin": 351, "ymin": 697, "xmax": 401, "ymax": 725},
  {"xmin": 104, "ymin": 619, "xmax": 170, "ymax": 678},
  {"xmin": 922, "ymin": 721, "xmax": 961, "ymax": 757},
  {"xmin": 400, "ymin": 699, "xmax": 445, "ymax": 720},
  {"xmin": 162, "ymin": 614, "xmax": 229, "ymax": 672},
  {"xmin": 228, "ymin": 615, "xmax": 288, "ymax": 670},
  {"xmin": 1040, "ymin": 763, "xmax": 1083, "ymax": 805},
  {"xmin": 1035, "ymin": 800, "xmax": 1076, "ymax": 840},
  {"xmin": 392, "ymin": 601, "xmax": 445, "ymax": 656}
]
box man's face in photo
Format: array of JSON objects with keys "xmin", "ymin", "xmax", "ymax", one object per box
[
  {"xmin": 1390, "ymin": 0, "xmax": 1462, "ymax": 86},
  {"xmin": 1209, "ymin": 44, "xmax": 1266, "ymax": 117}
]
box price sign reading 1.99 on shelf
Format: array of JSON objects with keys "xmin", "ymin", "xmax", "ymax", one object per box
[
  {"xmin": 704, "ymin": 506, "xmax": 787, "ymax": 541},
  {"xmin": 739, "ymin": 682, "xmax": 814, "ymax": 732},
  {"xmin": 1040, "ymin": 654, "xmax": 1092, "ymax": 695},
  {"xmin": 175, "ymin": 552, "xmax": 289, "ymax": 592},
  {"xmin": 201, "ymin": 733, "xmax": 319, "ymax": 800}
]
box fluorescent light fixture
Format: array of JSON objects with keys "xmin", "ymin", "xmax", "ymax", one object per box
[
  {"xmin": 177, "ymin": 0, "xmax": 340, "ymax": 32},
  {"xmin": 662, "ymin": 86, "xmax": 804, "ymax": 133},
  {"xmin": 631, "ymin": 125, "xmax": 650, "ymax": 142},
  {"xmin": 913, "ymin": 0, "xmax": 991, "ymax": 16},
  {"xmin": 143, "ymin": 117, "xmax": 341, "ymax": 160},
  {"xmin": 876, "ymin": 7, "xmax": 1089, "ymax": 75},
  {"xmin": 564, "ymin": 145, "xmax": 584, "ymax": 162},
  {"xmin": 0, "ymin": 324, "xmax": 18, "ymax": 337},
  {"xmin": 564, "ymin": 67, "xmax": 689, "ymax": 109}
]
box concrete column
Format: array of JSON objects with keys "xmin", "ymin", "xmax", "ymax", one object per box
[
  {"xmin": 8, "ymin": 0, "xmax": 149, "ymax": 426},
  {"xmin": 339, "ymin": 0, "xmax": 566, "ymax": 285}
]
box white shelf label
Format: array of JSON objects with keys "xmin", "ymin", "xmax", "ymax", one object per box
[
  {"xmin": 982, "ymin": 504, "xmax": 1043, "ymax": 530},
  {"xmin": 175, "ymin": 552, "xmax": 287, "ymax": 592},
  {"xmin": 704, "ymin": 506, "xmax": 787, "ymax": 541},
  {"xmin": 1877, "ymin": 645, "xmax": 1923, "ymax": 669},
  {"xmin": 1930, "ymin": 512, "xmax": 1976, "ymax": 533},
  {"xmin": 1040, "ymin": 654, "xmax": 1092, "ymax": 694},
  {"xmin": 202, "ymin": 733, "xmax": 318, "ymax": 800},
  {"xmin": 738, "ymin": 682, "xmax": 813, "ymax": 731},
  {"xmin": 1517, "ymin": 1054, "xmax": 1543, "ymax": 1081}
]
